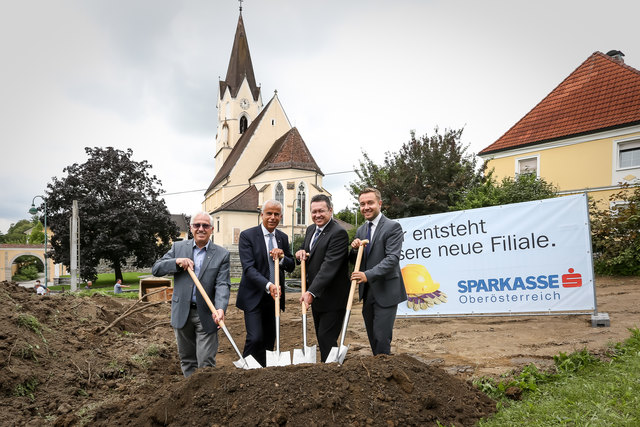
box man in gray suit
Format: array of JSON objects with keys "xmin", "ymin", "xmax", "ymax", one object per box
[
  {"xmin": 350, "ymin": 188, "xmax": 407, "ymax": 355},
  {"xmin": 152, "ymin": 211, "xmax": 230, "ymax": 377}
]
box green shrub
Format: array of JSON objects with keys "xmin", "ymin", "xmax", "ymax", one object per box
[{"xmin": 590, "ymin": 185, "xmax": 640, "ymax": 275}]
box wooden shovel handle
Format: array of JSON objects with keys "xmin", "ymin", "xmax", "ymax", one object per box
[
  {"xmin": 187, "ymin": 268, "xmax": 225, "ymax": 328},
  {"xmin": 300, "ymin": 253, "xmax": 309, "ymax": 314},
  {"xmin": 273, "ymin": 253, "xmax": 283, "ymax": 318},
  {"xmin": 346, "ymin": 239, "xmax": 369, "ymax": 312}
]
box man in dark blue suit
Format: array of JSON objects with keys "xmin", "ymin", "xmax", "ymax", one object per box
[
  {"xmin": 350, "ymin": 188, "xmax": 407, "ymax": 355},
  {"xmin": 236, "ymin": 200, "xmax": 295, "ymax": 367}
]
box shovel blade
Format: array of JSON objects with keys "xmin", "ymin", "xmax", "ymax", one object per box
[
  {"xmin": 266, "ymin": 350, "xmax": 291, "ymax": 367},
  {"xmin": 292, "ymin": 345, "xmax": 317, "ymax": 365},
  {"xmin": 233, "ymin": 355, "xmax": 262, "ymax": 370},
  {"xmin": 325, "ymin": 344, "xmax": 349, "ymax": 364}
]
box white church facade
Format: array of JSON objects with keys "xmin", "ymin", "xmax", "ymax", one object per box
[{"xmin": 202, "ymin": 11, "xmax": 329, "ymax": 249}]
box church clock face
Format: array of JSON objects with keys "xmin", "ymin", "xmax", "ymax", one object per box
[{"xmin": 240, "ymin": 98, "xmax": 250, "ymax": 110}]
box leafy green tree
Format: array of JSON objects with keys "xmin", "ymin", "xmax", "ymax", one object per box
[
  {"xmin": 28, "ymin": 221, "xmax": 45, "ymax": 244},
  {"xmin": 348, "ymin": 128, "xmax": 483, "ymax": 218},
  {"xmin": 1, "ymin": 219, "xmax": 33, "ymax": 244},
  {"xmin": 334, "ymin": 206, "xmax": 362, "ymax": 226},
  {"xmin": 451, "ymin": 169, "xmax": 558, "ymax": 211},
  {"xmin": 44, "ymin": 147, "xmax": 179, "ymax": 281},
  {"xmin": 590, "ymin": 185, "xmax": 640, "ymax": 275}
]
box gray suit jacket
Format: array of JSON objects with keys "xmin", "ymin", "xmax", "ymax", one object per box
[
  {"xmin": 152, "ymin": 239, "xmax": 231, "ymax": 333},
  {"xmin": 352, "ymin": 214, "xmax": 407, "ymax": 307}
]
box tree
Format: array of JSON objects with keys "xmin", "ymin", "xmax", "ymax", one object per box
[
  {"xmin": 28, "ymin": 221, "xmax": 45, "ymax": 244},
  {"xmin": 590, "ymin": 184, "xmax": 640, "ymax": 275},
  {"xmin": 0, "ymin": 219, "xmax": 33, "ymax": 244},
  {"xmin": 348, "ymin": 128, "xmax": 483, "ymax": 219},
  {"xmin": 334, "ymin": 206, "xmax": 362, "ymax": 226},
  {"xmin": 451, "ymin": 169, "xmax": 558, "ymax": 211},
  {"xmin": 44, "ymin": 147, "xmax": 179, "ymax": 281}
]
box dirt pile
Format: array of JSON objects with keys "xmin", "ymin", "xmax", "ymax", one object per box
[
  {"xmin": 0, "ymin": 280, "xmax": 495, "ymax": 426},
  {"xmin": 95, "ymin": 354, "xmax": 494, "ymax": 426}
]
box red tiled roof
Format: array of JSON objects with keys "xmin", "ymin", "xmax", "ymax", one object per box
[
  {"xmin": 211, "ymin": 185, "xmax": 259, "ymax": 214},
  {"xmin": 250, "ymin": 127, "xmax": 323, "ymax": 179},
  {"xmin": 479, "ymin": 51, "xmax": 640, "ymax": 155}
]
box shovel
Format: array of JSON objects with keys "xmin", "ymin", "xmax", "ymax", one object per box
[
  {"xmin": 187, "ymin": 268, "xmax": 262, "ymax": 370},
  {"xmin": 325, "ymin": 239, "xmax": 368, "ymax": 364},
  {"xmin": 266, "ymin": 254, "xmax": 291, "ymax": 367},
  {"xmin": 292, "ymin": 255, "xmax": 317, "ymax": 364}
]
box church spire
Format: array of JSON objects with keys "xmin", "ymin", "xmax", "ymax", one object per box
[{"xmin": 220, "ymin": 12, "xmax": 260, "ymax": 101}]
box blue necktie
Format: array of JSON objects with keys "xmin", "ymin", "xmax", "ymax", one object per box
[
  {"xmin": 365, "ymin": 221, "xmax": 373, "ymax": 256},
  {"xmin": 267, "ymin": 233, "xmax": 275, "ymax": 283},
  {"xmin": 310, "ymin": 228, "xmax": 322, "ymax": 249}
]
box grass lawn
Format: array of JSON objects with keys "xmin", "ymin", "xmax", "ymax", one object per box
[
  {"xmin": 479, "ymin": 328, "xmax": 640, "ymax": 426},
  {"xmin": 48, "ymin": 272, "xmax": 241, "ymax": 296}
]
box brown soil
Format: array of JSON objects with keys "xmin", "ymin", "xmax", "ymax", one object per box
[{"xmin": 1, "ymin": 276, "xmax": 638, "ymax": 426}]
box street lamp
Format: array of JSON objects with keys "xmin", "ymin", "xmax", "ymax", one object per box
[
  {"xmin": 291, "ymin": 206, "xmax": 301, "ymax": 246},
  {"xmin": 29, "ymin": 195, "xmax": 48, "ymax": 289}
]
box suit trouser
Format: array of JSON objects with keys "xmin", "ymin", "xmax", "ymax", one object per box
[
  {"xmin": 362, "ymin": 294, "xmax": 397, "ymax": 355},
  {"xmin": 242, "ymin": 297, "xmax": 276, "ymax": 367},
  {"xmin": 174, "ymin": 307, "xmax": 219, "ymax": 377},
  {"xmin": 311, "ymin": 308, "xmax": 346, "ymax": 362}
]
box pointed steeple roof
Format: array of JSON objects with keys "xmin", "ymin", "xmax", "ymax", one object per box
[
  {"xmin": 480, "ymin": 51, "xmax": 640, "ymax": 155},
  {"xmin": 219, "ymin": 13, "xmax": 260, "ymax": 101},
  {"xmin": 251, "ymin": 127, "xmax": 324, "ymax": 179}
]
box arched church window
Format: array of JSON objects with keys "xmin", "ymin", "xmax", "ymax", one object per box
[
  {"xmin": 275, "ymin": 182, "xmax": 284, "ymax": 225},
  {"xmin": 296, "ymin": 183, "xmax": 306, "ymax": 225},
  {"xmin": 239, "ymin": 116, "xmax": 248, "ymax": 134},
  {"xmin": 221, "ymin": 123, "xmax": 229, "ymax": 147}
]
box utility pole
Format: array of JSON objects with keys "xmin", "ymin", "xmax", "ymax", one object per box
[{"xmin": 70, "ymin": 200, "xmax": 79, "ymax": 292}]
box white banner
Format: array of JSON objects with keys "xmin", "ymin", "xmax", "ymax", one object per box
[{"xmin": 395, "ymin": 194, "xmax": 595, "ymax": 316}]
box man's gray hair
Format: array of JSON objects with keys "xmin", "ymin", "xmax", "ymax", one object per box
[
  {"xmin": 261, "ymin": 199, "xmax": 282, "ymax": 211},
  {"xmin": 190, "ymin": 211, "xmax": 214, "ymax": 226}
]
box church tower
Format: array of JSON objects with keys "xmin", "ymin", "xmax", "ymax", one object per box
[{"xmin": 215, "ymin": 10, "xmax": 263, "ymax": 168}]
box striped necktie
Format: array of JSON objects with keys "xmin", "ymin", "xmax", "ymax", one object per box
[{"xmin": 267, "ymin": 232, "xmax": 275, "ymax": 283}]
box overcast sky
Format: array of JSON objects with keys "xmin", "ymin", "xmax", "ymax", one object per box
[{"xmin": 1, "ymin": 0, "xmax": 639, "ymax": 233}]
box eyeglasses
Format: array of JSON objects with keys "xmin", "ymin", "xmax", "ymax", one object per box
[{"xmin": 191, "ymin": 223, "xmax": 212, "ymax": 230}]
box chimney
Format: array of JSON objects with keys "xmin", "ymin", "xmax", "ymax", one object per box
[{"xmin": 606, "ymin": 50, "xmax": 625, "ymax": 64}]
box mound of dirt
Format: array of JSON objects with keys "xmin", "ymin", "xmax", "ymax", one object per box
[
  {"xmin": 0, "ymin": 280, "xmax": 495, "ymax": 426},
  {"xmin": 95, "ymin": 354, "xmax": 494, "ymax": 426}
]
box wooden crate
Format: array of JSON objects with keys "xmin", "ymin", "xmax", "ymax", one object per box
[{"xmin": 139, "ymin": 277, "xmax": 173, "ymax": 302}]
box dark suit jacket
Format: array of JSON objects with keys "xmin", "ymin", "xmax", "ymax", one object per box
[
  {"xmin": 352, "ymin": 214, "xmax": 407, "ymax": 307},
  {"xmin": 152, "ymin": 239, "xmax": 231, "ymax": 333},
  {"xmin": 236, "ymin": 225, "xmax": 295, "ymax": 312},
  {"xmin": 301, "ymin": 219, "xmax": 350, "ymax": 312}
]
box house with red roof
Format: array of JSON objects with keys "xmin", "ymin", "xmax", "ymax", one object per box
[
  {"xmin": 202, "ymin": 10, "xmax": 329, "ymax": 248},
  {"xmin": 478, "ymin": 50, "xmax": 640, "ymax": 207}
]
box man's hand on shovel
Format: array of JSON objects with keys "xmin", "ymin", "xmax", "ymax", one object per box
[{"xmin": 268, "ymin": 251, "xmax": 284, "ymax": 300}]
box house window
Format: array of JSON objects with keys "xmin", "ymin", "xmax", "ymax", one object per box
[
  {"xmin": 239, "ymin": 116, "xmax": 248, "ymax": 134},
  {"xmin": 516, "ymin": 156, "xmax": 538, "ymax": 176},
  {"xmin": 275, "ymin": 182, "xmax": 284, "ymax": 225},
  {"xmin": 619, "ymin": 140, "xmax": 640, "ymax": 169},
  {"xmin": 296, "ymin": 183, "xmax": 306, "ymax": 225}
]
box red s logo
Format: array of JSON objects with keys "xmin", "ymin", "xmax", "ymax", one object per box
[{"xmin": 562, "ymin": 268, "xmax": 582, "ymax": 288}]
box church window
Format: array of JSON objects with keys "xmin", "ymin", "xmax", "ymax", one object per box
[
  {"xmin": 296, "ymin": 183, "xmax": 306, "ymax": 225},
  {"xmin": 275, "ymin": 182, "xmax": 284, "ymax": 225},
  {"xmin": 239, "ymin": 116, "xmax": 248, "ymax": 134}
]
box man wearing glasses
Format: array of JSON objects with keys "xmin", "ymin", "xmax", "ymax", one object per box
[{"xmin": 152, "ymin": 211, "xmax": 231, "ymax": 377}]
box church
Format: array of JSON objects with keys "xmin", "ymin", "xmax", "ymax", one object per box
[{"xmin": 202, "ymin": 9, "xmax": 329, "ymax": 249}]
